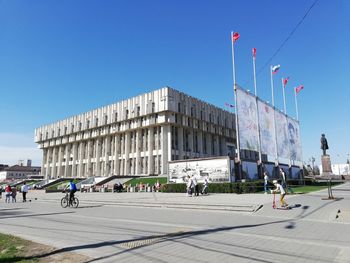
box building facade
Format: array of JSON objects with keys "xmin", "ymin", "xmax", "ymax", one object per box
[
  {"xmin": 35, "ymin": 87, "xmax": 236, "ymax": 179},
  {"xmin": 0, "ymin": 165, "xmax": 41, "ymax": 181}
]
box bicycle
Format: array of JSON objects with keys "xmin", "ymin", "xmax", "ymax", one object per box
[{"xmin": 61, "ymin": 191, "xmax": 79, "ymax": 208}]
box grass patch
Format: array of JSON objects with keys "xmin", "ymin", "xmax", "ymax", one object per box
[
  {"xmin": 289, "ymin": 185, "xmax": 331, "ymax": 194},
  {"xmin": 0, "ymin": 233, "xmax": 38, "ymax": 262},
  {"xmin": 125, "ymin": 177, "xmax": 167, "ymax": 187}
]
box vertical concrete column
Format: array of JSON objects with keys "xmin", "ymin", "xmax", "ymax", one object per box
[
  {"xmin": 41, "ymin": 148, "xmax": 47, "ymax": 178},
  {"xmin": 104, "ymin": 136, "xmax": 111, "ymax": 176},
  {"xmin": 114, "ymin": 134, "xmax": 120, "ymax": 175},
  {"xmin": 214, "ymin": 135, "xmax": 220, "ymax": 156},
  {"xmin": 64, "ymin": 144, "xmax": 70, "ymax": 177},
  {"xmin": 95, "ymin": 138, "xmax": 101, "ymax": 177},
  {"xmin": 86, "ymin": 140, "xmax": 93, "ymax": 177},
  {"xmin": 220, "ymin": 137, "xmax": 226, "ymax": 156},
  {"xmin": 45, "ymin": 147, "xmax": 52, "ymax": 179},
  {"xmin": 51, "ymin": 147, "xmax": 57, "ymax": 178},
  {"xmin": 71, "ymin": 142, "xmax": 78, "ymax": 178},
  {"xmin": 120, "ymin": 134, "xmax": 125, "ymax": 175},
  {"xmin": 178, "ymin": 127, "xmax": 184, "ymax": 159},
  {"xmin": 147, "ymin": 128, "xmax": 154, "ymax": 175},
  {"xmin": 124, "ymin": 132, "xmax": 130, "ymax": 175},
  {"xmin": 57, "ymin": 146, "xmax": 64, "ymax": 177},
  {"xmin": 206, "ymin": 134, "xmax": 211, "ymax": 156},
  {"xmin": 198, "ymin": 131, "xmax": 203, "ymax": 157},
  {"xmin": 188, "ymin": 129, "xmax": 193, "ymax": 158},
  {"xmin": 77, "ymin": 141, "xmax": 84, "ymax": 178},
  {"xmin": 136, "ymin": 130, "xmax": 141, "ymax": 174},
  {"xmin": 161, "ymin": 125, "xmax": 171, "ymax": 175}
]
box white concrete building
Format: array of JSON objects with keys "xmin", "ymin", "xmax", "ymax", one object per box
[
  {"xmin": 35, "ymin": 87, "xmax": 236, "ymax": 179},
  {"xmin": 0, "ymin": 165, "xmax": 41, "ymax": 181}
]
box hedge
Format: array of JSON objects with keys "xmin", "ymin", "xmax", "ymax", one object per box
[{"xmin": 161, "ymin": 181, "xmax": 264, "ymax": 194}]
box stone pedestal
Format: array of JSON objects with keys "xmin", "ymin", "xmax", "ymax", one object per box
[
  {"xmin": 320, "ymin": 155, "xmax": 341, "ymax": 179},
  {"xmin": 321, "ymin": 155, "xmax": 332, "ymax": 177}
]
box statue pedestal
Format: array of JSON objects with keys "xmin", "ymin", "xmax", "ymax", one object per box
[{"xmin": 320, "ymin": 155, "xmax": 341, "ymax": 179}]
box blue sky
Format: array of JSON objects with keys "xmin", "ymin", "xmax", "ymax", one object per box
[{"xmin": 0, "ymin": 0, "xmax": 349, "ymax": 166}]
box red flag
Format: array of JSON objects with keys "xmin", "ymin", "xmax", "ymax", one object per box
[
  {"xmin": 295, "ymin": 85, "xmax": 304, "ymax": 94},
  {"xmin": 252, "ymin": 48, "xmax": 256, "ymax": 58},
  {"xmin": 283, "ymin": 77, "xmax": 289, "ymax": 86},
  {"xmin": 232, "ymin": 32, "xmax": 240, "ymax": 43}
]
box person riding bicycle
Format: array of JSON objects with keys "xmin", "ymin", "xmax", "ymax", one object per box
[{"xmin": 65, "ymin": 179, "xmax": 77, "ymax": 205}]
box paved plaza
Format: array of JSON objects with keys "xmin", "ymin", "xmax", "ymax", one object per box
[{"xmin": 1, "ymin": 183, "xmax": 350, "ymax": 262}]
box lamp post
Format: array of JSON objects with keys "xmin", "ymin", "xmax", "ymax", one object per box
[
  {"xmin": 337, "ymin": 154, "xmax": 341, "ymax": 176},
  {"xmin": 311, "ymin": 157, "xmax": 315, "ymax": 174}
]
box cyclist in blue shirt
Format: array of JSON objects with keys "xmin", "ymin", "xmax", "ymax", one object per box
[{"xmin": 66, "ymin": 179, "xmax": 77, "ymax": 205}]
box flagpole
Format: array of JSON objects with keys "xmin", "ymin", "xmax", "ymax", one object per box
[
  {"xmin": 282, "ymin": 78, "xmax": 287, "ymax": 114},
  {"xmin": 294, "ymin": 87, "xmax": 299, "ymax": 120},
  {"xmin": 231, "ymin": 31, "xmax": 240, "ymax": 161},
  {"xmin": 256, "ymin": 97, "xmax": 262, "ymax": 174},
  {"xmin": 253, "ymin": 50, "xmax": 257, "ymax": 96},
  {"xmin": 252, "ymin": 49, "xmax": 262, "ymax": 170},
  {"xmin": 270, "ymin": 66, "xmax": 275, "ymax": 107}
]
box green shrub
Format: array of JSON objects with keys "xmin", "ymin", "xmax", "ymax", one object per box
[
  {"xmin": 161, "ymin": 182, "xmax": 262, "ymax": 194},
  {"xmin": 161, "ymin": 183, "xmax": 187, "ymax": 193}
]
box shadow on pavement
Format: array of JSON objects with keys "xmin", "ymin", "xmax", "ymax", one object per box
[{"xmin": 12, "ymin": 217, "xmax": 304, "ymax": 263}]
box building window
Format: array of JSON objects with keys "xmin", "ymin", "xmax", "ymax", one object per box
[
  {"xmin": 178, "ymin": 102, "xmax": 181, "ymax": 113},
  {"xmin": 86, "ymin": 120, "xmax": 90, "ymax": 129},
  {"xmin": 137, "ymin": 106, "xmax": 140, "ymax": 117},
  {"xmin": 104, "ymin": 115, "xmax": 108, "ymax": 125},
  {"xmin": 152, "ymin": 102, "xmax": 155, "ymax": 113},
  {"xmin": 71, "ymin": 124, "xmax": 74, "ymax": 133},
  {"xmin": 95, "ymin": 117, "xmax": 99, "ymax": 127},
  {"xmin": 126, "ymin": 109, "xmax": 129, "ymax": 119}
]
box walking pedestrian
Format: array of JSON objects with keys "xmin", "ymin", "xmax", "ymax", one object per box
[
  {"xmin": 5, "ymin": 184, "xmax": 11, "ymax": 203},
  {"xmin": 0, "ymin": 185, "xmax": 3, "ymax": 199},
  {"xmin": 192, "ymin": 175, "xmax": 199, "ymax": 196},
  {"xmin": 279, "ymin": 168, "xmax": 287, "ymax": 189},
  {"xmin": 21, "ymin": 182, "xmax": 29, "ymax": 202},
  {"xmin": 264, "ymin": 172, "xmax": 269, "ymax": 194},
  {"xmin": 201, "ymin": 178, "xmax": 209, "ymax": 195},
  {"xmin": 186, "ymin": 176, "xmax": 193, "ymax": 197},
  {"xmin": 11, "ymin": 187, "xmax": 17, "ymax": 203}
]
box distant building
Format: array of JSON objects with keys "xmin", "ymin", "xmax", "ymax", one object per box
[
  {"xmin": 0, "ymin": 164, "xmax": 9, "ymax": 172},
  {"xmin": 18, "ymin": 159, "xmax": 32, "ymax": 167},
  {"xmin": 35, "ymin": 87, "xmax": 237, "ymax": 179},
  {"xmin": 0, "ymin": 165, "xmax": 41, "ymax": 181}
]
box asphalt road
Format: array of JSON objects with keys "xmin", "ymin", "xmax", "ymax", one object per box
[{"xmin": 1, "ymin": 183, "xmax": 350, "ymax": 263}]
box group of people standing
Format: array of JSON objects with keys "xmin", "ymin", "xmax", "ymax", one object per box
[
  {"xmin": 0, "ymin": 182, "xmax": 29, "ymax": 203},
  {"xmin": 186, "ymin": 175, "xmax": 208, "ymax": 197}
]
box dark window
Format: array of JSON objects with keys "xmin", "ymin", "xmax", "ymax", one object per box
[{"xmin": 137, "ymin": 106, "xmax": 140, "ymax": 117}]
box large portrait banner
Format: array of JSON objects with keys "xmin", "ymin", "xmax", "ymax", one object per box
[
  {"xmin": 236, "ymin": 88, "xmax": 259, "ymax": 151},
  {"xmin": 274, "ymin": 110, "xmax": 289, "ymax": 159},
  {"xmin": 287, "ymin": 117, "xmax": 302, "ymax": 161},
  {"xmin": 257, "ymin": 100, "xmax": 277, "ymax": 157}
]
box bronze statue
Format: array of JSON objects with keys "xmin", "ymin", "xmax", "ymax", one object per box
[{"xmin": 320, "ymin": 134, "xmax": 329, "ymax": 155}]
